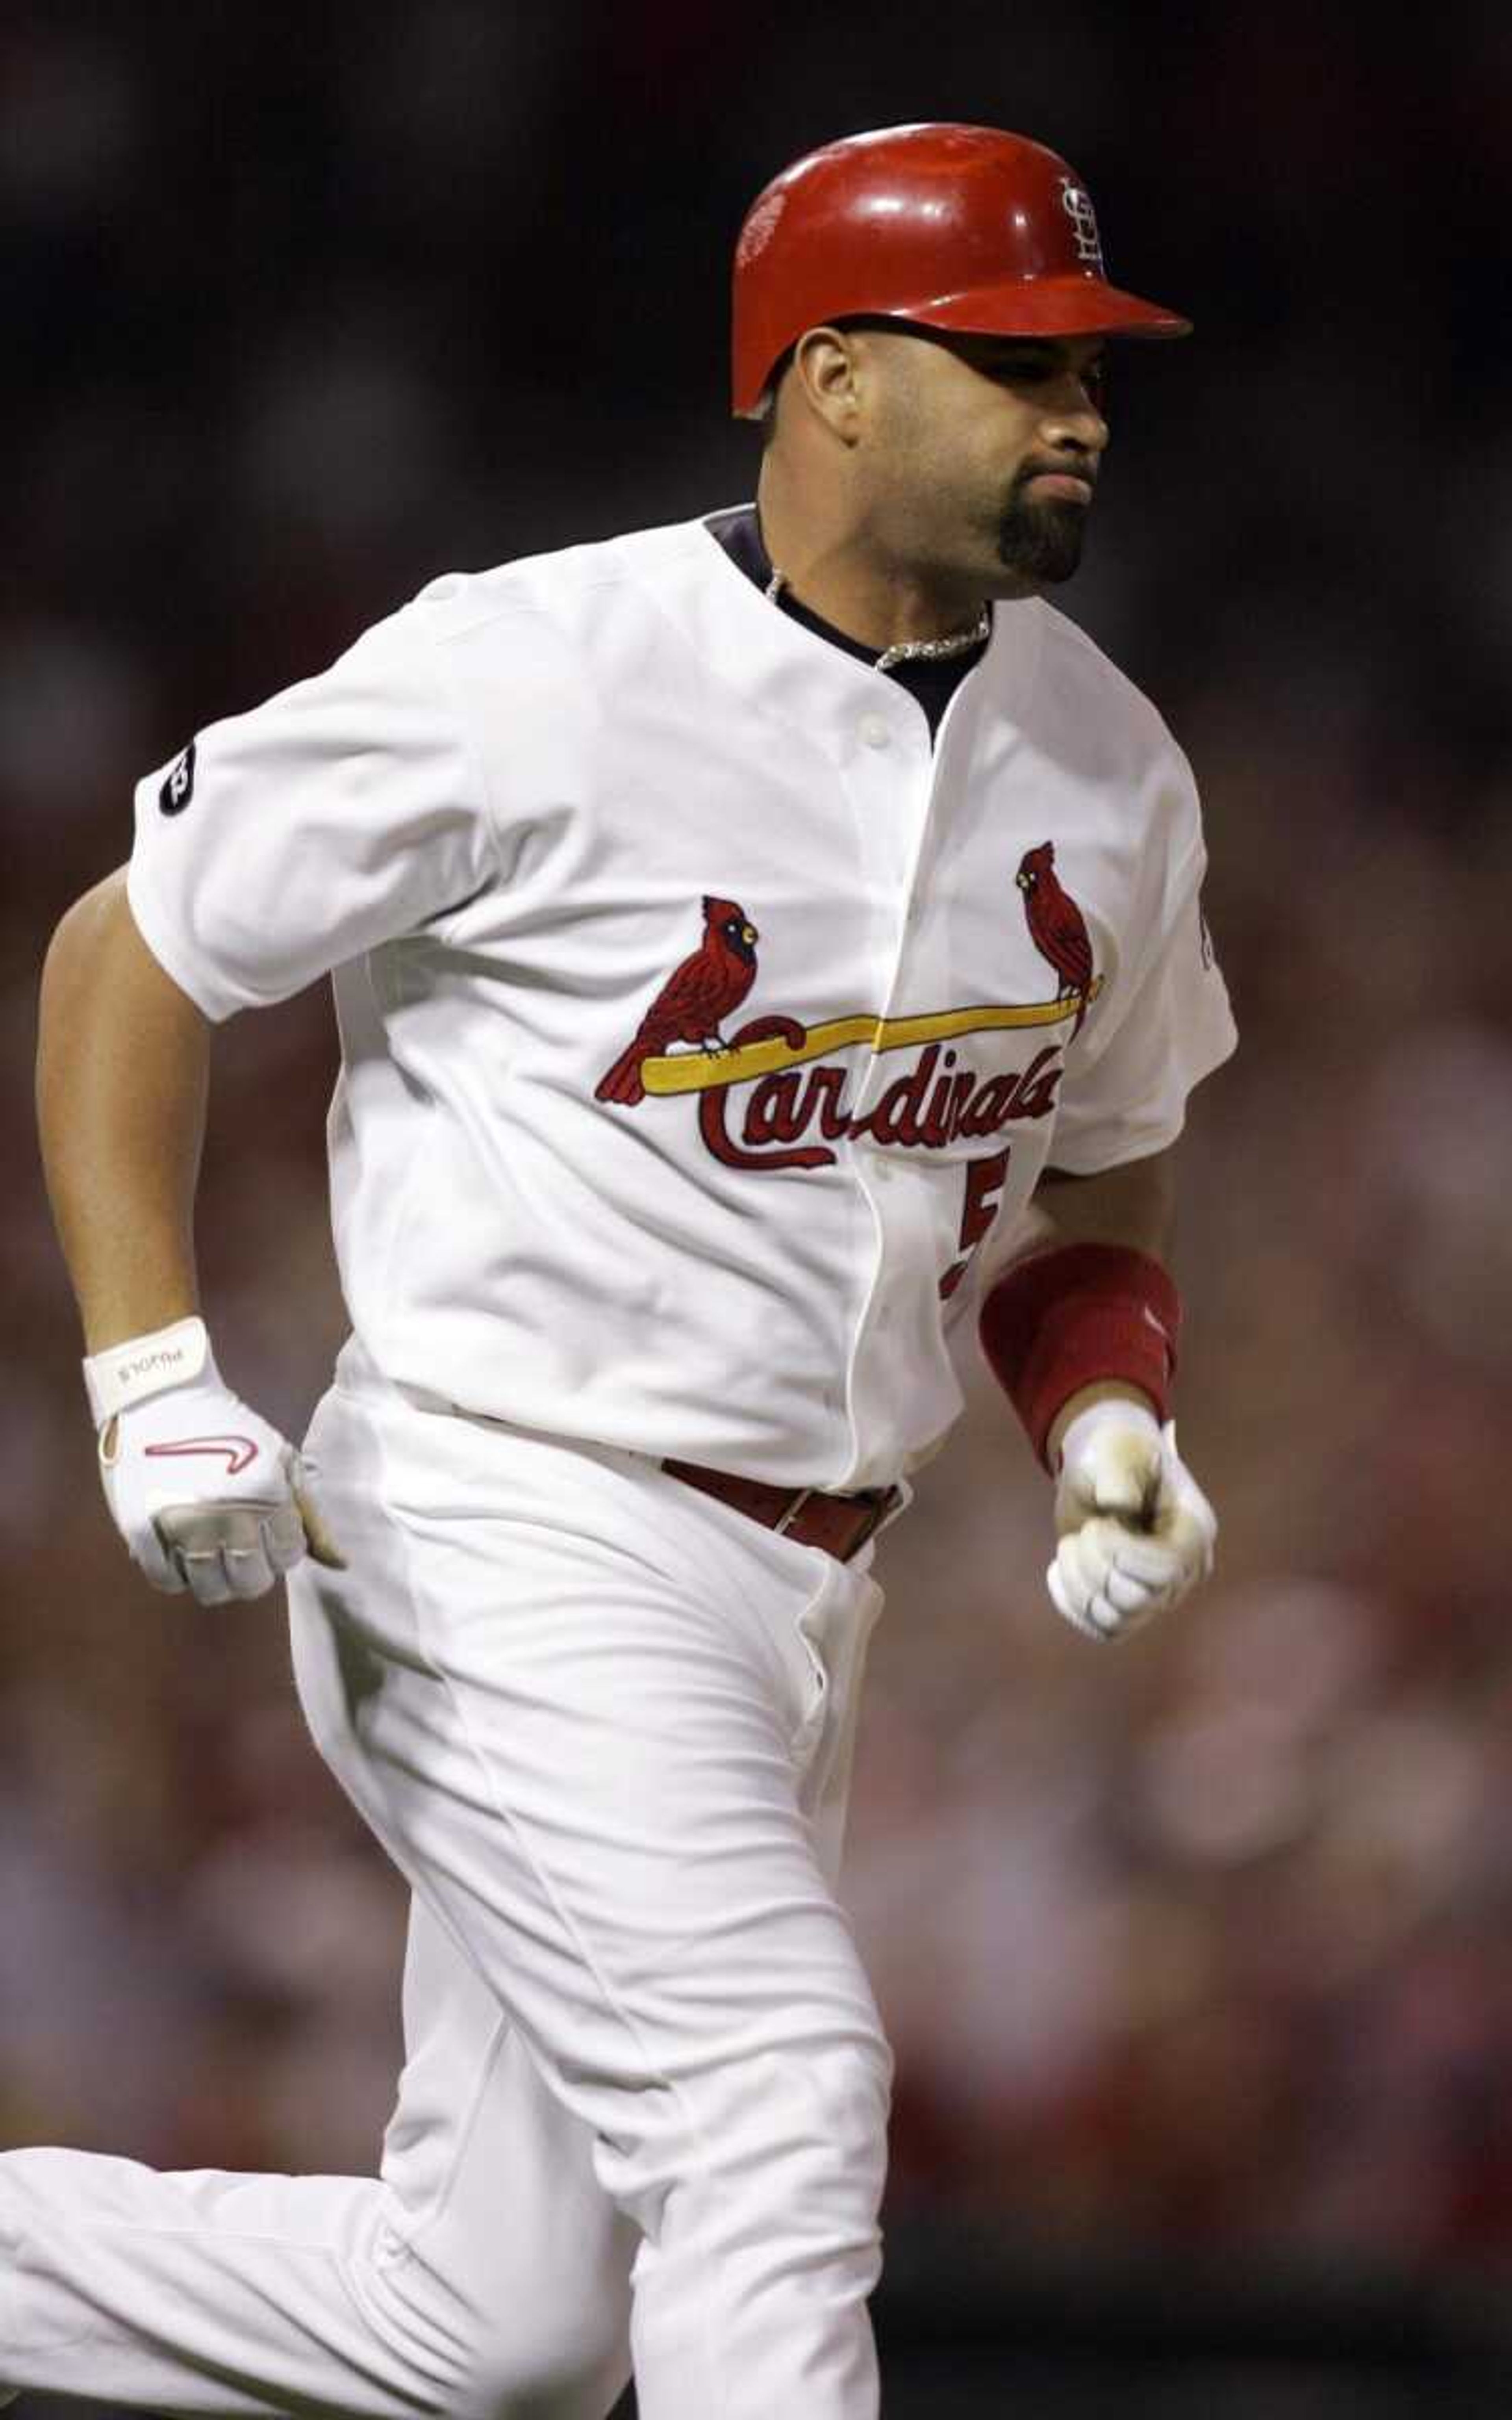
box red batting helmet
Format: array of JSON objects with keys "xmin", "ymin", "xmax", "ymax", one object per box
[{"xmin": 731, "ymin": 122, "xmax": 1191, "ymax": 419}]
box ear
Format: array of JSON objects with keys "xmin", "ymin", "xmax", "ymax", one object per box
[{"xmin": 789, "ymin": 325, "xmax": 865, "ymax": 442}]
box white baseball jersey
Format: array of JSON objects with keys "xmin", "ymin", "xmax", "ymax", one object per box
[{"xmin": 126, "ymin": 510, "xmax": 1236, "ymax": 1491}]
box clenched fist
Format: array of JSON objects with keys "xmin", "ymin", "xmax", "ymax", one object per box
[
  {"xmin": 1048, "ymin": 1399, "xmax": 1216, "ymax": 1642},
  {"xmin": 83, "ymin": 1316, "xmax": 342, "ymax": 1605}
]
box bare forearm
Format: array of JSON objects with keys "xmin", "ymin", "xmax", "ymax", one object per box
[
  {"xmin": 36, "ymin": 869, "xmax": 211, "ymax": 1355},
  {"xmin": 1024, "ymin": 1147, "xmax": 1175, "ymax": 1260}
]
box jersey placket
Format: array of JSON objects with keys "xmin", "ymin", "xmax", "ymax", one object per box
[{"xmin": 832, "ymin": 672, "xmax": 975, "ymax": 1490}]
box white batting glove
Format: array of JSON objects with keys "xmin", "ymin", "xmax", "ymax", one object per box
[
  {"xmin": 83, "ymin": 1317, "xmax": 343, "ymax": 1606},
  {"xmin": 1047, "ymin": 1399, "xmax": 1216, "ymax": 1643}
]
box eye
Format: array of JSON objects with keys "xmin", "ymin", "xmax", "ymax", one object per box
[{"xmin": 981, "ymin": 350, "xmax": 1108, "ymax": 412}]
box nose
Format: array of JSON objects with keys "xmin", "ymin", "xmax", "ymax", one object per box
[
  {"xmin": 1041, "ymin": 373, "xmax": 1110, "ymax": 456},
  {"xmin": 1044, "ymin": 405, "xmax": 1109, "ymax": 459}
]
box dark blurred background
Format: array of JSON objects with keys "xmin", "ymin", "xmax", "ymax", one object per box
[{"xmin": 5, "ymin": 3, "xmax": 1512, "ymax": 2413}]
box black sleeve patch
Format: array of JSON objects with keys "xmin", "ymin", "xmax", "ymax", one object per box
[{"xmin": 159, "ymin": 739, "xmax": 197, "ymax": 816}]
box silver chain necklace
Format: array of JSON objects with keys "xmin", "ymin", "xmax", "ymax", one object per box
[{"xmin": 764, "ymin": 568, "xmax": 989, "ymax": 672}]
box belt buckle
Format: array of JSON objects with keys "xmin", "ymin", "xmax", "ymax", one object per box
[
  {"xmin": 775, "ymin": 1483, "xmax": 900, "ymax": 1561},
  {"xmin": 773, "ymin": 1486, "xmax": 816, "ymax": 1539}
]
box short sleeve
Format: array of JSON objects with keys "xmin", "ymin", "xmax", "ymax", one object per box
[
  {"xmin": 126, "ymin": 605, "xmax": 497, "ymax": 1021},
  {"xmin": 1048, "ymin": 766, "xmax": 1238, "ymax": 1175}
]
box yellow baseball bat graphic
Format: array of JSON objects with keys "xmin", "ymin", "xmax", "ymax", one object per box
[{"xmin": 641, "ymin": 982, "xmax": 1103, "ymax": 1098}]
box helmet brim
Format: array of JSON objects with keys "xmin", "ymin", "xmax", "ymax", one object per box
[
  {"xmin": 902, "ymin": 272, "xmax": 1192, "ymax": 341},
  {"xmin": 733, "ymin": 275, "xmax": 1192, "ymax": 418}
]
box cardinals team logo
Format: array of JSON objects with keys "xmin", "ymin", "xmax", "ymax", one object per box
[
  {"xmin": 595, "ymin": 897, "xmax": 760, "ymax": 1106},
  {"xmin": 1015, "ymin": 840, "xmax": 1094, "ymax": 1036},
  {"xmin": 595, "ymin": 848, "xmax": 1100, "ymax": 1174}
]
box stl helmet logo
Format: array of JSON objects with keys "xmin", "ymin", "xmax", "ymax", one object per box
[{"xmin": 1058, "ymin": 177, "xmax": 1104, "ymax": 271}]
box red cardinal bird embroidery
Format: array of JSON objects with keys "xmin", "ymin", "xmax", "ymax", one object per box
[
  {"xmin": 1017, "ymin": 842, "xmax": 1094, "ymax": 1036},
  {"xmin": 596, "ymin": 896, "xmax": 760, "ymax": 1107}
]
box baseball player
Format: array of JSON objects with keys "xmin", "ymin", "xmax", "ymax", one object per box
[{"xmin": 24, "ymin": 124, "xmax": 1234, "ymax": 2419}]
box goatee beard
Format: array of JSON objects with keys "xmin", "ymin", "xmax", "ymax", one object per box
[{"xmin": 995, "ymin": 494, "xmax": 1088, "ymax": 584}]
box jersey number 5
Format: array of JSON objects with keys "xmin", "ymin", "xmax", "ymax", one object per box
[{"xmin": 938, "ymin": 1148, "xmax": 1010, "ymax": 1301}]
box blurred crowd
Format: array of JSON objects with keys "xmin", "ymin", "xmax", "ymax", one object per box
[{"xmin": 5, "ymin": 0, "xmax": 1512, "ymax": 2303}]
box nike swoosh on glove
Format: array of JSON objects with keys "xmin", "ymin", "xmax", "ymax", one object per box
[
  {"xmin": 83, "ymin": 1316, "xmax": 343, "ymax": 1605},
  {"xmin": 1047, "ymin": 1399, "xmax": 1216, "ymax": 1643}
]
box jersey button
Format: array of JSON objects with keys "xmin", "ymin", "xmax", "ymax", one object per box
[{"xmin": 858, "ymin": 714, "xmax": 891, "ymax": 750}]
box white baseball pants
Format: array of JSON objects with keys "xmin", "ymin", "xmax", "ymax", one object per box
[{"xmin": 0, "ymin": 1346, "xmax": 893, "ymax": 2417}]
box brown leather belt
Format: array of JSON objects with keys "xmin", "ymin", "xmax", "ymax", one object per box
[{"xmin": 662, "ymin": 1459, "xmax": 901, "ymax": 1563}]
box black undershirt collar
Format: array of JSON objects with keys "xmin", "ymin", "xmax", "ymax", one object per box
[{"xmin": 705, "ymin": 504, "xmax": 989, "ymax": 742}]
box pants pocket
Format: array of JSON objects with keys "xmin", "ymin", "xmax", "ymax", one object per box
[{"xmin": 788, "ymin": 1557, "xmax": 849, "ymax": 1766}]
